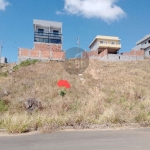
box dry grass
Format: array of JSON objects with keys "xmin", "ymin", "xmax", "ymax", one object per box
[{"xmin": 0, "ymin": 59, "xmax": 150, "ymax": 133}]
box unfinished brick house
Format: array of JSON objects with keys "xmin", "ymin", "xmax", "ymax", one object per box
[{"xmin": 18, "ymin": 19, "xmax": 65, "ymax": 62}]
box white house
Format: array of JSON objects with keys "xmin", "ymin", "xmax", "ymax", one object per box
[
  {"xmin": 34, "ymin": 19, "xmax": 63, "ymax": 47},
  {"xmin": 132, "ymin": 34, "xmax": 150, "ymax": 58},
  {"xmin": 89, "ymin": 35, "xmax": 121, "ymax": 54},
  {"xmin": 0, "ymin": 57, "xmax": 7, "ymax": 63}
]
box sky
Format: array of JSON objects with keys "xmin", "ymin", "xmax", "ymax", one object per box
[{"xmin": 0, "ymin": 0, "xmax": 150, "ymax": 62}]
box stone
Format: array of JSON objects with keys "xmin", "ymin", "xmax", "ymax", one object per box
[
  {"xmin": 4, "ymin": 90, "xmax": 10, "ymax": 96},
  {"xmin": 24, "ymin": 98, "xmax": 42, "ymax": 113}
]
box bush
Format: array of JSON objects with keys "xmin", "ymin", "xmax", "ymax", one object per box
[
  {"xmin": 135, "ymin": 113, "xmax": 147, "ymax": 122},
  {"xmin": 20, "ymin": 59, "xmax": 39, "ymax": 67},
  {"xmin": 13, "ymin": 59, "xmax": 39, "ymax": 70},
  {"xmin": 3, "ymin": 114, "xmax": 30, "ymax": 133},
  {"xmin": 0, "ymin": 100, "xmax": 8, "ymax": 112},
  {"xmin": 0, "ymin": 72, "xmax": 7, "ymax": 77},
  {"xmin": 13, "ymin": 65, "xmax": 20, "ymax": 71}
]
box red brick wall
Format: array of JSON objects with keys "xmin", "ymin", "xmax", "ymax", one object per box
[
  {"xmin": 18, "ymin": 42, "xmax": 65, "ymax": 60},
  {"xmin": 123, "ymin": 50, "xmax": 144, "ymax": 56},
  {"xmin": 19, "ymin": 48, "xmax": 29, "ymax": 56},
  {"xmin": 98, "ymin": 49, "xmax": 108, "ymax": 58},
  {"xmin": 52, "ymin": 51, "xmax": 64, "ymax": 59},
  {"xmin": 136, "ymin": 50, "xmax": 144, "ymax": 56},
  {"xmin": 83, "ymin": 50, "xmax": 98, "ymax": 57},
  {"xmin": 41, "ymin": 50, "xmax": 50, "ymax": 58},
  {"xmin": 34, "ymin": 43, "xmax": 61, "ymax": 51},
  {"xmin": 30, "ymin": 50, "xmax": 39, "ymax": 57}
]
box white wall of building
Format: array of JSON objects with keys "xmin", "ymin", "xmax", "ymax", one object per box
[
  {"xmin": 90, "ymin": 40, "xmax": 99, "ymax": 51},
  {"xmin": 0, "ymin": 57, "xmax": 7, "ymax": 63},
  {"xmin": 133, "ymin": 36, "xmax": 150, "ymax": 58},
  {"xmin": 145, "ymin": 47, "xmax": 150, "ymax": 58}
]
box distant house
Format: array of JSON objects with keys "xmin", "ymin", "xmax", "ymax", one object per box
[
  {"xmin": 18, "ymin": 19, "xmax": 64, "ymax": 62},
  {"xmin": 86, "ymin": 35, "xmax": 144, "ymax": 61},
  {"xmin": 0, "ymin": 57, "xmax": 7, "ymax": 63},
  {"xmin": 89, "ymin": 35, "xmax": 121, "ymax": 54},
  {"xmin": 33, "ymin": 19, "xmax": 62, "ymax": 46},
  {"xmin": 132, "ymin": 34, "xmax": 150, "ymax": 58}
]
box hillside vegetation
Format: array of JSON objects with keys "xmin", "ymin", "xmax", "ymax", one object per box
[{"xmin": 0, "ymin": 59, "xmax": 150, "ymax": 133}]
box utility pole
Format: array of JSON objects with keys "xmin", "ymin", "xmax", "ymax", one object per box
[
  {"xmin": 77, "ymin": 36, "xmax": 80, "ymax": 48},
  {"xmin": 77, "ymin": 36, "xmax": 80, "ymax": 57},
  {"xmin": 0, "ymin": 42, "xmax": 2, "ymax": 66}
]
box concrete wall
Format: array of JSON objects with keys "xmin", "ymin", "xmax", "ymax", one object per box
[
  {"xmin": 34, "ymin": 19, "xmax": 62, "ymax": 29},
  {"xmin": 145, "ymin": 47, "xmax": 150, "ymax": 58},
  {"xmin": 0, "ymin": 57, "xmax": 7, "ymax": 63},
  {"xmin": 90, "ymin": 40, "xmax": 99, "ymax": 51},
  {"xmin": 84, "ymin": 49, "xmax": 144, "ymax": 61},
  {"xmin": 132, "ymin": 37, "xmax": 150, "ymax": 57}
]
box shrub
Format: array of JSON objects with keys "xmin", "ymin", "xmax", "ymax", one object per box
[
  {"xmin": 13, "ymin": 59, "xmax": 39, "ymax": 71},
  {"xmin": 13, "ymin": 65, "xmax": 20, "ymax": 71},
  {"xmin": 0, "ymin": 100, "xmax": 8, "ymax": 112},
  {"xmin": 0, "ymin": 72, "xmax": 7, "ymax": 77},
  {"xmin": 135, "ymin": 113, "xmax": 147, "ymax": 122},
  {"xmin": 3, "ymin": 114, "xmax": 30, "ymax": 133},
  {"xmin": 20, "ymin": 59, "xmax": 39, "ymax": 67}
]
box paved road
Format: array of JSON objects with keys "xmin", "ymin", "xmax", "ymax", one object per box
[{"xmin": 0, "ymin": 128, "xmax": 150, "ymax": 150}]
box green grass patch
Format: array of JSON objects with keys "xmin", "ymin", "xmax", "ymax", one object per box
[
  {"xmin": 0, "ymin": 100, "xmax": 8, "ymax": 112},
  {"xmin": 13, "ymin": 59, "xmax": 39, "ymax": 71},
  {"xmin": 0, "ymin": 72, "xmax": 7, "ymax": 77}
]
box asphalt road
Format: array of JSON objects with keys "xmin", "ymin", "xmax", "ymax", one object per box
[{"xmin": 0, "ymin": 128, "xmax": 150, "ymax": 150}]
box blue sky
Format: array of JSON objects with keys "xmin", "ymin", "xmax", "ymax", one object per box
[{"xmin": 0, "ymin": 0, "xmax": 150, "ymax": 62}]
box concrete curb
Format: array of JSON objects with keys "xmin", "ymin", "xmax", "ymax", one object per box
[
  {"xmin": 0, "ymin": 123, "xmax": 150, "ymax": 134},
  {"xmin": 0, "ymin": 128, "xmax": 36, "ymax": 134},
  {"xmin": 0, "ymin": 129, "xmax": 7, "ymax": 133}
]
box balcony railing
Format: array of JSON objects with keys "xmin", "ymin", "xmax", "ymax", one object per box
[
  {"xmin": 34, "ymin": 32, "xmax": 62, "ymax": 38},
  {"xmin": 34, "ymin": 31, "xmax": 62, "ymax": 44}
]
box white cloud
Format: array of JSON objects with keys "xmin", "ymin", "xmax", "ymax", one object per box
[
  {"xmin": 0, "ymin": 0, "xmax": 9, "ymax": 11},
  {"xmin": 60, "ymin": 0, "xmax": 125, "ymax": 22},
  {"xmin": 56, "ymin": 10, "xmax": 65, "ymax": 15}
]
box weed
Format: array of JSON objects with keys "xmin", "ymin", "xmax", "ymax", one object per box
[
  {"xmin": 0, "ymin": 100, "xmax": 8, "ymax": 112},
  {"xmin": 135, "ymin": 113, "xmax": 147, "ymax": 122},
  {"xmin": 13, "ymin": 59, "xmax": 39, "ymax": 71},
  {"xmin": 13, "ymin": 65, "xmax": 20, "ymax": 71},
  {"xmin": 20, "ymin": 59, "xmax": 39, "ymax": 67},
  {"xmin": 69, "ymin": 100, "xmax": 81, "ymax": 112},
  {"xmin": 0, "ymin": 72, "xmax": 7, "ymax": 77},
  {"xmin": 0, "ymin": 59, "xmax": 149, "ymax": 132},
  {"xmin": 2, "ymin": 114, "xmax": 30, "ymax": 133}
]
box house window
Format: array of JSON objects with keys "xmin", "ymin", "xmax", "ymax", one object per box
[
  {"xmin": 111, "ymin": 42, "xmax": 115, "ymax": 44},
  {"xmin": 38, "ymin": 29, "xmax": 44, "ymax": 33},
  {"xmin": 145, "ymin": 42, "xmax": 147, "ymax": 44},
  {"xmin": 149, "ymin": 51, "xmax": 150, "ymax": 55},
  {"xmin": 53, "ymin": 30, "xmax": 59, "ymax": 35},
  {"xmin": 100, "ymin": 41, "xmax": 103, "ymax": 44},
  {"xmin": 50, "ymin": 39, "xmax": 61, "ymax": 44},
  {"xmin": 149, "ymin": 40, "xmax": 150, "ymax": 43}
]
